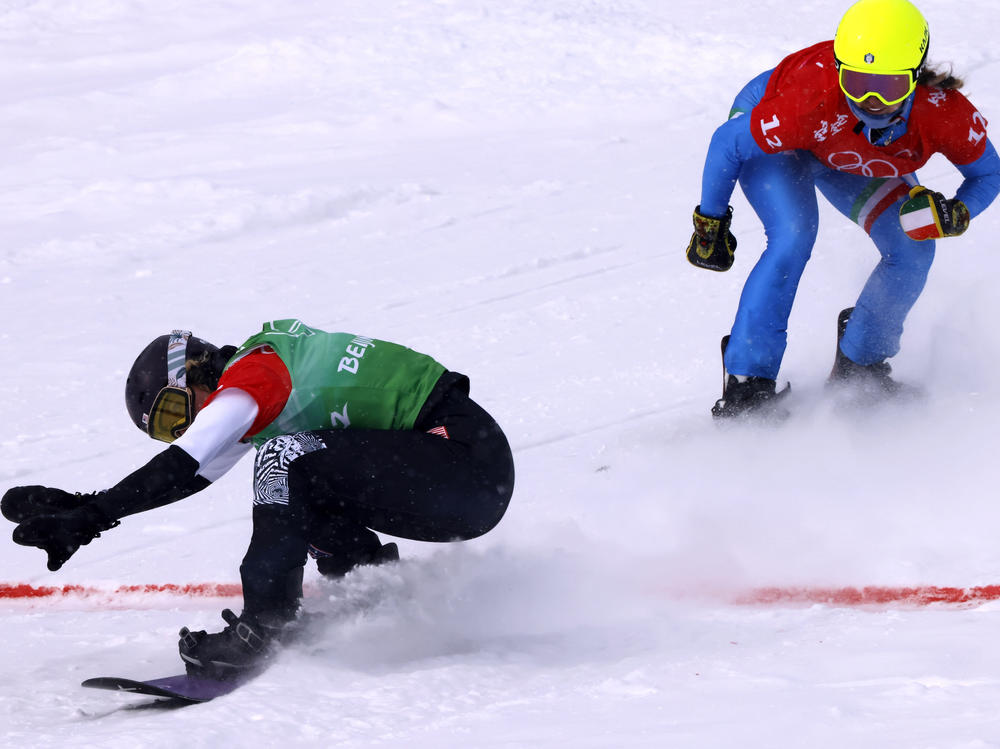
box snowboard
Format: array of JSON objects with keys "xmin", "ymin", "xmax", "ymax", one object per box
[{"xmin": 82, "ymin": 673, "xmax": 248, "ymax": 703}]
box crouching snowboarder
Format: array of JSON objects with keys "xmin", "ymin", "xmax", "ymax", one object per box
[{"xmin": 2, "ymin": 319, "xmax": 515, "ymax": 678}]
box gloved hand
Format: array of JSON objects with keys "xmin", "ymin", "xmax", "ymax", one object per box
[
  {"xmin": 1, "ymin": 485, "xmax": 90, "ymax": 523},
  {"xmin": 12, "ymin": 504, "xmax": 118, "ymax": 571},
  {"xmin": 899, "ymin": 186, "xmax": 970, "ymax": 241},
  {"xmin": 686, "ymin": 205, "xmax": 737, "ymax": 271}
]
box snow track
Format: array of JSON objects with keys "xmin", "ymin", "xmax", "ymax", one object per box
[{"xmin": 3, "ymin": 0, "xmax": 1000, "ymax": 746}]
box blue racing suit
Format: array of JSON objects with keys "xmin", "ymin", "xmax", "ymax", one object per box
[{"xmin": 701, "ymin": 69, "xmax": 1000, "ymax": 378}]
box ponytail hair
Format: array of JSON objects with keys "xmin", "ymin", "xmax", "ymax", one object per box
[
  {"xmin": 185, "ymin": 345, "xmax": 238, "ymax": 391},
  {"xmin": 917, "ymin": 64, "xmax": 964, "ymax": 90}
]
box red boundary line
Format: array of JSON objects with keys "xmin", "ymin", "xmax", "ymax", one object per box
[
  {"xmin": 738, "ymin": 585, "xmax": 1000, "ymax": 607},
  {"xmin": 0, "ymin": 582, "xmax": 242, "ymax": 599},
  {"xmin": 5, "ymin": 582, "xmax": 1000, "ymax": 607}
]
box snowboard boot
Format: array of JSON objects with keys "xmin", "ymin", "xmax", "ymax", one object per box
[
  {"xmin": 711, "ymin": 336, "xmax": 790, "ymax": 421},
  {"xmin": 712, "ymin": 374, "xmax": 790, "ymax": 420},
  {"xmin": 178, "ymin": 608, "xmax": 287, "ymax": 680},
  {"xmin": 827, "ymin": 307, "xmax": 907, "ymax": 396},
  {"xmin": 311, "ymin": 541, "xmax": 400, "ymax": 579}
]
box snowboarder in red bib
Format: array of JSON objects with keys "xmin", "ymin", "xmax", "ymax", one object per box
[
  {"xmin": 687, "ymin": 0, "xmax": 1000, "ymax": 418},
  {"xmin": 3, "ymin": 320, "xmax": 515, "ymax": 677}
]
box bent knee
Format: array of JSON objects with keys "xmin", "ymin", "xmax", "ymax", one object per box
[
  {"xmin": 759, "ymin": 235, "xmax": 815, "ymax": 278},
  {"xmin": 883, "ymin": 236, "xmax": 936, "ymax": 269}
]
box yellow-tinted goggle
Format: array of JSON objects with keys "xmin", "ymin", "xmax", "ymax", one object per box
[
  {"xmin": 146, "ymin": 386, "xmax": 193, "ymax": 443},
  {"xmin": 838, "ymin": 64, "xmax": 917, "ymax": 107}
]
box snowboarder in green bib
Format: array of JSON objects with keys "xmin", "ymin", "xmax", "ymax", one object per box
[{"xmin": 3, "ymin": 320, "xmax": 515, "ymax": 678}]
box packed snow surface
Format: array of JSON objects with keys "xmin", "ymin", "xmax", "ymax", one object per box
[{"xmin": 2, "ymin": 1, "xmax": 1000, "ymax": 746}]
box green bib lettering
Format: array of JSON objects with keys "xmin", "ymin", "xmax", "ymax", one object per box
[{"xmin": 229, "ymin": 320, "xmax": 445, "ymax": 448}]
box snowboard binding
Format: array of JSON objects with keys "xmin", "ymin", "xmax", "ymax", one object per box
[
  {"xmin": 711, "ymin": 336, "xmax": 791, "ymax": 421},
  {"xmin": 179, "ymin": 608, "xmax": 282, "ymax": 680}
]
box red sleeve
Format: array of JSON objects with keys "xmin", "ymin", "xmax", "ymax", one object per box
[
  {"xmin": 202, "ymin": 347, "xmax": 292, "ymax": 438},
  {"xmin": 918, "ymin": 88, "xmax": 989, "ymax": 166}
]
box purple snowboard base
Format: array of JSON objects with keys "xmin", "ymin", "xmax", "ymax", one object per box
[{"xmin": 82, "ymin": 673, "xmax": 247, "ymax": 703}]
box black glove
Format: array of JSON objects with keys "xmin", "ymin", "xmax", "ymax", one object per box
[
  {"xmin": 899, "ymin": 186, "xmax": 970, "ymax": 241},
  {"xmin": 13, "ymin": 505, "xmax": 119, "ymax": 571},
  {"xmin": 1, "ymin": 485, "xmax": 90, "ymax": 523},
  {"xmin": 686, "ymin": 205, "xmax": 737, "ymax": 271}
]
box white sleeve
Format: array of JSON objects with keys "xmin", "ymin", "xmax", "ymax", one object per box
[{"xmin": 173, "ymin": 388, "xmax": 258, "ymax": 482}]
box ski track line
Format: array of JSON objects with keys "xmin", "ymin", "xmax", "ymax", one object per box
[
  {"xmin": 0, "ymin": 444, "xmax": 124, "ymax": 483},
  {"xmin": 398, "ymin": 246, "xmax": 667, "ymax": 320},
  {"xmin": 378, "ymin": 244, "xmax": 629, "ymax": 314},
  {"xmin": 435, "ymin": 259, "xmax": 644, "ymax": 317},
  {"xmin": 5, "ymin": 582, "xmax": 1000, "ymax": 609},
  {"xmin": 512, "ymin": 400, "xmax": 698, "ymax": 452}
]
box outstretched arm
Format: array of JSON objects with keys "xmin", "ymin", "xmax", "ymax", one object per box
[
  {"xmin": 91, "ymin": 389, "xmax": 258, "ymax": 519},
  {"xmin": 7, "ymin": 389, "xmax": 257, "ymax": 570}
]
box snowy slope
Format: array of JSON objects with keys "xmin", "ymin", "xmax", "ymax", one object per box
[{"xmin": 3, "ymin": 0, "xmax": 1000, "ymax": 746}]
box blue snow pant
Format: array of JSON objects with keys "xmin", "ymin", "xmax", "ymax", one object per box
[{"xmin": 724, "ymin": 150, "xmax": 936, "ymax": 380}]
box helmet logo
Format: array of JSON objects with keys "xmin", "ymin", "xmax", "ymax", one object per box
[{"xmin": 864, "ymin": 53, "xmax": 874, "ymax": 64}]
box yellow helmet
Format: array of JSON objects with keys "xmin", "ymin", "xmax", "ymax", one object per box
[
  {"xmin": 834, "ymin": 0, "xmax": 929, "ymax": 105},
  {"xmin": 834, "ymin": 0, "xmax": 929, "ymax": 73}
]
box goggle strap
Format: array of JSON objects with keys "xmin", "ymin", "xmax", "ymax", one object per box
[{"xmin": 166, "ymin": 330, "xmax": 191, "ymax": 388}]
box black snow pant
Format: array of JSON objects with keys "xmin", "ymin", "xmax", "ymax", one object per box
[{"xmin": 239, "ymin": 371, "xmax": 515, "ymax": 618}]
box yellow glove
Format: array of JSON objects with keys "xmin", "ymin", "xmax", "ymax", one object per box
[{"xmin": 686, "ymin": 205, "xmax": 736, "ymax": 271}]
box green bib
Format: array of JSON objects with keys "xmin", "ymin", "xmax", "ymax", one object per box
[{"xmin": 229, "ymin": 320, "xmax": 446, "ymax": 447}]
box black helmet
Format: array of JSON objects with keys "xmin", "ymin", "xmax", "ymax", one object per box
[{"xmin": 125, "ymin": 330, "xmax": 233, "ymax": 440}]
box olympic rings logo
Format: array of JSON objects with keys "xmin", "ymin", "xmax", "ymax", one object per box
[{"xmin": 826, "ymin": 151, "xmax": 901, "ymax": 177}]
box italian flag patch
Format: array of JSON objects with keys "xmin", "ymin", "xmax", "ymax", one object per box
[{"xmin": 899, "ymin": 192, "xmax": 943, "ymax": 241}]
